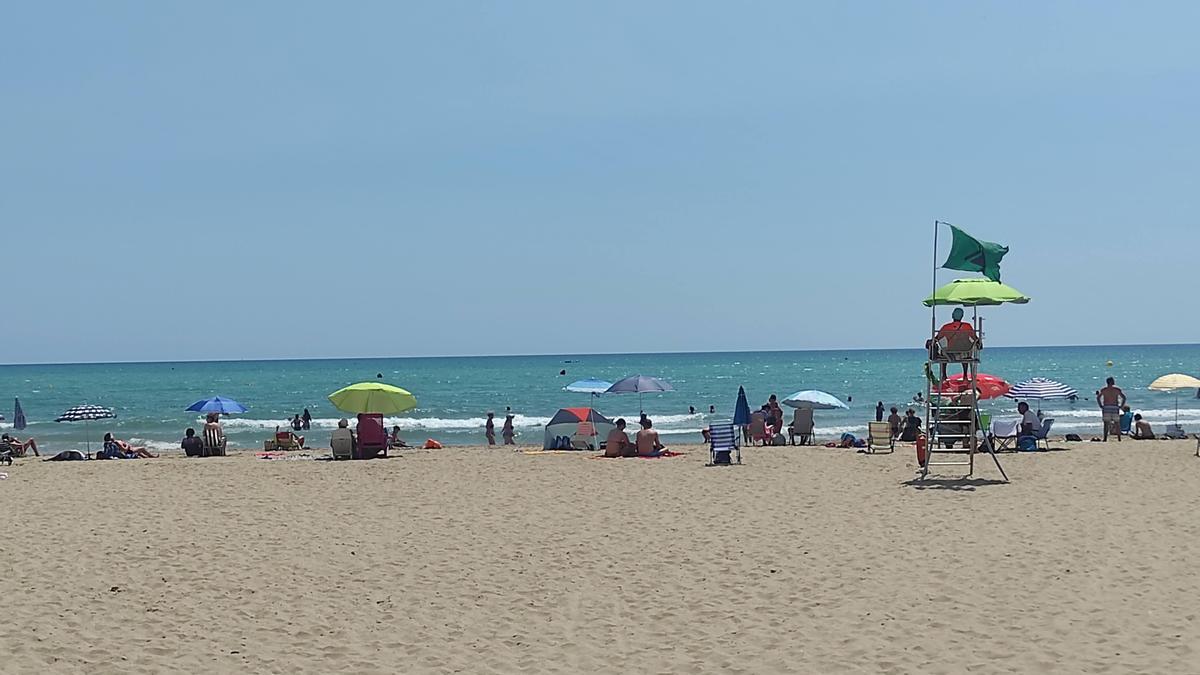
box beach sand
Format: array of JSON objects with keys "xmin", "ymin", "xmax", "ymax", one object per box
[{"xmin": 3, "ymin": 438, "xmax": 1200, "ymax": 673}]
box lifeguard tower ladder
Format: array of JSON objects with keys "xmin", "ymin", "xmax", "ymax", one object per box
[{"xmin": 922, "ymin": 318, "xmax": 1008, "ymax": 481}]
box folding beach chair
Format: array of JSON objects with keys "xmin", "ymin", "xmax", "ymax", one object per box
[
  {"xmin": 707, "ymin": 422, "xmax": 741, "ymax": 466},
  {"xmin": 866, "ymin": 422, "xmax": 894, "ymax": 454},
  {"xmin": 355, "ymin": 413, "xmax": 388, "ymax": 459},
  {"xmin": 788, "ymin": 409, "xmax": 814, "ymax": 446},
  {"xmin": 202, "ymin": 427, "xmax": 227, "ymax": 457},
  {"xmin": 330, "ymin": 427, "xmax": 354, "ymax": 461},
  {"xmin": 1030, "ymin": 418, "xmax": 1054, "ymax": 451},
  {"xmin": 990, "ymin": 418, "xmax": 1020, "ymax": 452}
]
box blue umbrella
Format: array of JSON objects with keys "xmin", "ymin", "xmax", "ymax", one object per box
[
  {"xmin": 782, "ymin": 390, "xmax": 849, "ymax": 410},
  {"xmin": 563, "ymin": 378, "xmax": 613, "ymax": 394},
  {"xmin": 733, "ymin": 386, "xmax": 751, "ymax": 426},
  {"xmin": 186, "ymin": 396, "xmax": 248, "ymax": 415},
  {"xmin": 13, "ymin": 397, "xmax": 26, "ymax": 431},
  {"xmin": 606, "ymin": 375, "xmax": 674, "ymax": 413}
]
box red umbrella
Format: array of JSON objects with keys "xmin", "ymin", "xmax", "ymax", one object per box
[{"xmin": 937, "ymin": 373, "xmax": 1011, "ymax": 400}]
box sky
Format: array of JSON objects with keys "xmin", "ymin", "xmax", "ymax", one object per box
[{"xmin": 4, "ymin": 2, "xmax": 1198, "ymax": 363}]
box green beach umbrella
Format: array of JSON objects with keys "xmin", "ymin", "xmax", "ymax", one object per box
[
  {"xmin": 923, "ymin": 278, "xmax": 1031, "ymax": 307},
  {"xmin": 328, "ymin": 382, "xmax": 418, "ymax": 415}
]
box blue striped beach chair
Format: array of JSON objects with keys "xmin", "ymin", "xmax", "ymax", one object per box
[{"xmin": 708, "ymin": 422, "xmax": 741, "ymax": 466}]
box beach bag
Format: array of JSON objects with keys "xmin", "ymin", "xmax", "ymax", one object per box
[
  {"xmin": 772, "ymin": 433, "xmax": 786, "ymax": 446},
  {"xmin": 713, "ymin": 450, "xmax": 731, "ymax": 465},
  {"xmin": 1017, "ymin": 436, "xmax": 1037, "ymax": 452},
  {"xmin": 423, "ymin": 439, "xmax": 442, "ymax": 449},
  {"xmin": 1065, "ymin": 433, "xmax": 1082, "ymax": 442}
]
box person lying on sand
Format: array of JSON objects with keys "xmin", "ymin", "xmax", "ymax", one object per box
[
  {"xmin": 636, "ymin": 418, "xmax": 665, "ymax": 457},
  {"xmin": 101, "ymin": 433, "xmax": 156, "ymax": 459}
]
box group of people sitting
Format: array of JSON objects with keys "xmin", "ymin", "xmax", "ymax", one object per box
[
  {"xmin": 603, "ymin": 417, "xmax": 666, "ymax": 457},
  {"xmin": 330, "ymin": 418, "xmax": 409, "ymax": 459},
  {"xmin": 98, "ymin": 433, "xmax": 156, "ymax": 459}
]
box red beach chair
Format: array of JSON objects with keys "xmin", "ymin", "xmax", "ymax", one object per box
[{"xmin": 355, "ymin": 413, "xmax": 388, "ymax": 459}]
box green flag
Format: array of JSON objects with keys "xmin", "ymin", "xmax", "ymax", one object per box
[{"xmin": 941, "ymin": 225, "xmax": 1008, "ymax": 282}]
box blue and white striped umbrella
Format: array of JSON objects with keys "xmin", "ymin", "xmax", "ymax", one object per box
[{"xmin": 1004, "ymin": 378, "xmax": 1077, "ymax": 401}]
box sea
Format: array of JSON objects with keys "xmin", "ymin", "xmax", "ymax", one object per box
[{"xmin": 2, "ymin": 345, "xmax": 1198, "ymax": 453}]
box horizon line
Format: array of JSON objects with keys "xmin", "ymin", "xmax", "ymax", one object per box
[{"xmin": 2, "ymin": 341, "xmax": 1198, "ymax": 368}]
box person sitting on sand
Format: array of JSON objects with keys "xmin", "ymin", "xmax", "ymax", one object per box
[
  {"xmin": 1, "ymin": 433, "xmax": 39, "ymax": 457},
  {"xmin": 181, "ymin": 428, "xmax": 203, "ymax": 456},
  {"xmin": 1132, "ymin": 414, "xmax": 1155, "ymax": 440},
  {"xmin": 887, "ymin": 407, "xmax": 902, "ymax": 438},
  {"xmin": 636, "ymin": 418, "xmax": 665, "ymax": 457},
  {"xmin": 388, "ymin": 425, "xmax": 408, "ymax": 449},
  {"xmin": 604, "ymin": 418, "xmax": 632, "ymax": 457}
]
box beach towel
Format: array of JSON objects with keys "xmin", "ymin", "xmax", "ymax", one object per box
[{"xmin": 591, "ymin": 451, "xmax": 684, "ymax": 459}]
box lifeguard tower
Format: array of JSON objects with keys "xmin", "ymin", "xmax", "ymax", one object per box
[{"xmin": 921, "ymin": 278, "xmax": 1029, "ymax": 481}]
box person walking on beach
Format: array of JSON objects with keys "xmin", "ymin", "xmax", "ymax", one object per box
[
  {"xmin": 301, "ymin": 408, "xmax": 312, "ymax": 430},
  {"xmin": 1097, "ymin": 377, "xmax": 1126, "ymax": 441},
  {"xmin": 501, "ymin": 414, "xmax": 515, "ymax": 445},
  {"xmin": 485, "ymin": 412, "xmax": 496, "ymax": 446},
  {"xmin": 875, "ymin": 401, "xmax": 885, "ymax": 422}
]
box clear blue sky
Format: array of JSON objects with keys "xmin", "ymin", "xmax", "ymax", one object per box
[{"xmin": 4, "ymin": 2, "xmax": 1197, "ymax": 363}]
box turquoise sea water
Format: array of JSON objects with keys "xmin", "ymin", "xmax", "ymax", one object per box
[{"xmin": 2, "ymin": 345, "xmax": 1198, "ymax": 452}]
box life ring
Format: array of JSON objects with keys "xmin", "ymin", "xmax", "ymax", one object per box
[{"xmin": 916, "ymin": 433, "xmax": 928, "ymax": 467}]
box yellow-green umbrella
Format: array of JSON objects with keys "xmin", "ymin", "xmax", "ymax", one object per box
[
  {"xmin": 328, "ymin": 382, "xmax": 417, "ymax": 415},
  {"xmin": 923, "ymin": 278, "xmax": 1030, "ymax": 307}
]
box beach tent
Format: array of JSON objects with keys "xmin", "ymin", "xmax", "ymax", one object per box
[{"xmin": 543, "ymin": 407, "xmax": 616, "ymax": 450}]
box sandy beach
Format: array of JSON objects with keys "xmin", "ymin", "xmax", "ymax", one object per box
[{"xmin": 3, "ymin": 438, "xmax": 1199, "ymax": 674}]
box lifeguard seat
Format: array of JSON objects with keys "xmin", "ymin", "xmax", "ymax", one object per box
[{"xmin": 931, "ymin": 330, "xmax": 980, "ymax": 363}]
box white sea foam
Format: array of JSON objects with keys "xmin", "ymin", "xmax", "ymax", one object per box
[{"xmin": 216, "ymin": 411, "xmax": 707, "ymax": 434}]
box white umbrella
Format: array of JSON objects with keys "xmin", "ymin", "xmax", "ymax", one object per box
[
  {"xmin": 782, "ymin": 390, "xmax": 848, "ymax": 410},
  {"xmin": 1148, "ymin": 374, "xmax": 1200, "ymax": 427}
]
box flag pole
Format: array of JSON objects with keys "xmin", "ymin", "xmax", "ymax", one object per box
[{"xmin": 931, "ymin": 220, "xmax": 940, "ymax": 340}]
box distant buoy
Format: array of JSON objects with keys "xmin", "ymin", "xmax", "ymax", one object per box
[{"xmin": 1106, "ymin": 360, "xmax": 1113, "ymax": 367}]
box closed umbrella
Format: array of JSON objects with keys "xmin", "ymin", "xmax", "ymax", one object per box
[
  {"xmin": 782, "ymin": 390, "xmax": 849, "ymax": 410},
  {"xmin": 733, "ymin": 386, "xmax": 751, "ymax": 426},
  {"xmin": 13, "ymin": 397, "xmax": 27, "ymax": 431},
  {"xmin": 1004, "ymin": 378, "xmax": 1077, "ymax": 413},
  {"xmin": 1148, "ymin": 373, "xmax": 1200, "ymax": 427},
  {"xmin": 606, "ymin": 375, "xmax": 673, "ymax": 414},
  {"xmin": 328, "ymin": 382, "xmax": 418, "ymax": 415},
  {"xmin": 186, "ymin": 396, "xmax": 249, "ymax": 415},
  {"xmin": 55, "ymin": 404, "xmax": 116, "ymax": 452}
]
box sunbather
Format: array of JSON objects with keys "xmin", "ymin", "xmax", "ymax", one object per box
[
  {"xmin": 636, "ymin": 418, "xmax": 665, "ymax": 457},
  {"xmin": 1132, "ymin": 414, "xmax": 1155, "ymax": 440},
  {"xmin": 389, "ymin": 425, "xmax": 409, "ymax": 449},
  {"xmin": 102, "ymin": 433, "xmax": 156, "ymax": 459},
  {"xmin": 1, "ymin": 433, "xmax": 39, "ymax": 457},
  {"xmin": 604, "ymin": 418, "xmax": 632, "ymax": 457}
]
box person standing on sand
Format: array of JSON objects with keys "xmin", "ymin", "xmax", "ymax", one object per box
[
  {"xmin": 485, "ymin": 412, "xmax": 496, "ymax": 446},
  {"xmin": 1097, "ymin": 377, "xmax": 1126, "ymax": 441},
  {"xmin": 501, "ymin": 414, "xmax": 515, "ymax": 445},
  {"xmin": 302, "ymin": 409, "xmax": 312, "ymax": 430},
  {"xmin": 875, "ymin": 401, "xmax": 885, "ymax": 422}
]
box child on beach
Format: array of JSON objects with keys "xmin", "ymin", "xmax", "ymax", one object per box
[{"xmin": 887, "ymin": 407, "xmax": 902, "ymax": 438}]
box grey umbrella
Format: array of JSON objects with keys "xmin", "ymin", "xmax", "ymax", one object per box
[{"xmin": 606, "ymin": 375, "xmax": 673, "ymax": 414}]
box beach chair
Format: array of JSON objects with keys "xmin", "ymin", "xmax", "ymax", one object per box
[
  {"xmin": 989, "ymin": 418, "xmax": 1020, "ymax": 452},
  {"xmin": 355, "ymin": 413, "xmax": 387, "ymax": 459},
  {"xmin": 274, "ymin": 431, "xmax": 302, "ymax": 452},
  {"xmin": 747, "ymin": 413, "xmax": 769, "ymax": 446},
  {"xmin": 788, "ymin": 409, "xmax": 814, "ymax": 446},
  {"xmin": 707, "ymin": 422, "xmax": 741, "ymax": 466},
  {"xmin": 934, "ymin": 330, "xmax": 979, "ymax": 363},
  {"xmin": 330, "ymin": 428, "xmax": 354, "ymax": 460},
  {"xmin": 1021, "ymin": 418, "xmax": 1054, "ymax": 451},
  {"xmin": 866, "ymin": 421, "xmax": 894, "ymax": 454},
  {"xmin": 201, "ymin": 427, "xmax": 227, "ymax": 457}
]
